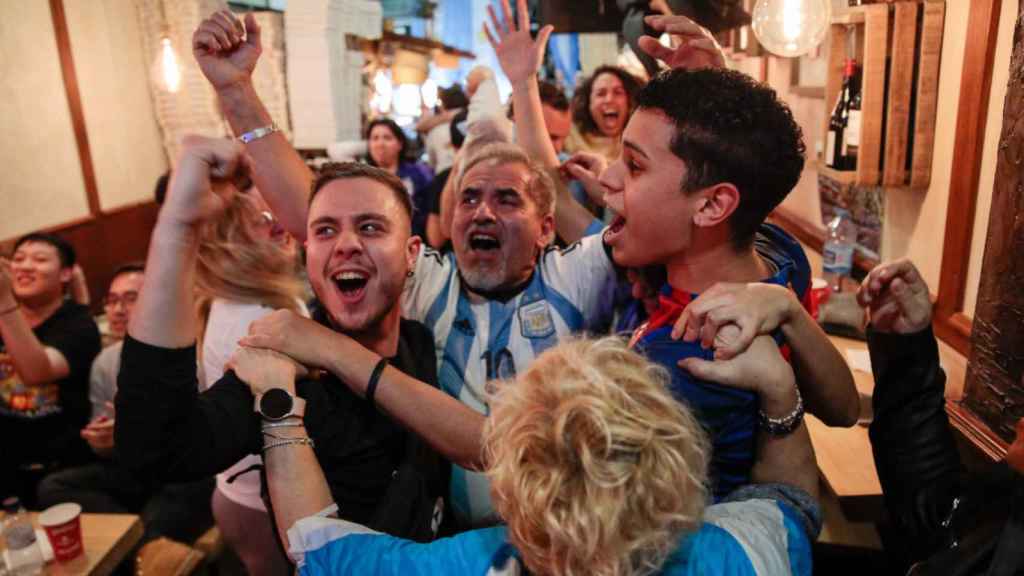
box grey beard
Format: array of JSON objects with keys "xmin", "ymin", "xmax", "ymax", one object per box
[{"xmin": 460, "ymin": 262, "xmax": 508, "ymax": 293}]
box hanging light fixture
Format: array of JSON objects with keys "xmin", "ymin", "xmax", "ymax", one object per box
[
  {"xmin": 751, "ymin": 0, "xmax": 830, "ymax": 57},
  {"xmin": 151, "ymin": 0, "xmax": 182, "ymax": 93},
  {"xmin": 155, "ymin": 36, "xmax": 182, "ymax": 92}
]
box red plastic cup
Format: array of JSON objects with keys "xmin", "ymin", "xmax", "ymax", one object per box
[
  {"xmin": 809, "ymin": 278, "xmax": 831, "ymax": 320},
  {"xmin": 39, "ymin": 503, "xmax": 84, "ymax": 562}
]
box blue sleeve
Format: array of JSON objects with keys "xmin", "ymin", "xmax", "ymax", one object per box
[
  {"xmin": 681, "ymin": 525, "xmax": 759, "ymax": 575},
  {"xmin": 300, "ymin": 526, "xmax": 508, "ymax": 576}
]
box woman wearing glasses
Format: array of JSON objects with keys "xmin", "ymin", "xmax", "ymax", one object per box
[{"xmin": 195, "ymin": 180, "xmax": 308, "ymax": 576}]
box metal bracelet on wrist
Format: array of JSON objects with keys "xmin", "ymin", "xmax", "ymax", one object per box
[
  {"xmin": 758, "ymin": 385, "xmax": 805, "ymax": 436},
  {"xmin": 262, "ymin": 437, "xmax": 314, "ymax": 453},
  {"xmin": 261, "ymin": 420, "xmax": 304, "ymax": 430}
]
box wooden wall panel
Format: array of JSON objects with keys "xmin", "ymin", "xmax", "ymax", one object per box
[
  {"xmin": 935, "ymin": 0, "xmax": 1003, "ymax": 357},
  {"xmin": 1, "ymin": 203, "xmax": 160, "ymax": 315},
  {"xmin": 957, "ymin": 2, "xmax": 1024, "ymax": 450}
]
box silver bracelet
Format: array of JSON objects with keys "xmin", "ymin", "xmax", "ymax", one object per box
[
  {"xmin": 237, "ymin": 123, "xmax": 278, "ymax": 144},
  {"xmin": 758, "ymin": 385, "xmax": 805, "ymax": 436},
  {"xmin": 262, "ymin": 437, "xmax": 315, "ymax": 453},
  {"xmin": 262, "ymin": 420, "xmax": 304, "ymax": 431},
  {"xmin": 262, "ymin": 429, "xmax": 306, "ymax": 441}
]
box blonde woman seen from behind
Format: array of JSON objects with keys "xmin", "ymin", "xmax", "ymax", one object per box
[{"xmin": 249, "ymin": 335, "xmax": 819, "ymax": 575}]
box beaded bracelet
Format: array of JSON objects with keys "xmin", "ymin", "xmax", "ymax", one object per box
[{"xmin": 757, "ymin": 385, "xmax": 805, "ymax": 437}]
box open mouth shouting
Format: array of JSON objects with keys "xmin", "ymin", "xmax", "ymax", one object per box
[
  {"xmin": 332, "ymin": 269, "xmax": 370, "ymax": 303},
  {"xmin": 598, "ymin": 108, "xmax": 623, "ymax": 134},
  {"xmin": 605, "ymin": 214, "xmax": 627, "ymax": 245},
  {"xmin": 467, "ymin": 231, "xmax": 502, "ymax": 255}
]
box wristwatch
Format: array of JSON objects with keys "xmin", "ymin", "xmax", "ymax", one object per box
[{"xmin": 253, "ymin": 388, "xmax": 306, "ymax": 421}]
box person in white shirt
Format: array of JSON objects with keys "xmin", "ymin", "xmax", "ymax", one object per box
[{"xmin": 194, "ymin": 178, "xmax": 307, "ymax": 576}]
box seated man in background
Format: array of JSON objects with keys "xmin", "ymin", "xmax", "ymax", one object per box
[
  {"xmin": 251, "ymin": 336, "xmax": 819, "ymax": 575},
  {"xmin": 0, "ymin": 233, "xmax": 100, "ymax": 506},
  {"xmin": 859, "ymin": 259, "xmax": 1024, "ymax": 575},
  {"xmin": 38, "ymin": 262, "xmax": 214, "ymax": 571}
]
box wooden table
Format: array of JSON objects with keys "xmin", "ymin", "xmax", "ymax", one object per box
[
  {"xmin": 33, "ymin": 513, "xmax": 143, "ymax": 576},
  {"xmin": 809, "ymin": 334, "xmax": 968, "ymax": 547}
]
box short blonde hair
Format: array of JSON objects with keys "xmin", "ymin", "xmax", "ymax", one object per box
[
  {"xmin": 483, "ymin": 337, "xmax": 710, "ymax": 576},
  {"xmin": 458, "ymin": 143, "xmax": 555, "ymax": 218}
]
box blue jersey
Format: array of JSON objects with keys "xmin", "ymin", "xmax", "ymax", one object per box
[
  {"xmin": 289, "ymin": 488, "xmax": 817, "ymax": 576},
  {"xmin": 632, "ymin": 224, "xmax": 813, "ymax": 500},
  {"xmin": 401, "ymin": 234, "xmax": 618, "ymax": 524}
]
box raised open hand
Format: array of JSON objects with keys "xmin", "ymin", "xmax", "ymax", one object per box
[
  {"xmin": 638, "ymin": 14, "xmax": 725, "ymax": 71},
  {"xmin": 193, "ymin": 10, "xmax": 262, "ymax": 91},
  {"xmin": 484, "ymin": 0, "xmax": 554, "ymax": 87}
]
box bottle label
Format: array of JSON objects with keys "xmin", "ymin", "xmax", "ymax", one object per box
[
  {"xmin": 846, "ymin": 110, "xmax": 862, "ymax": 148},
  {"xmin": 823, "ymin": 242, "xmax": 855, "ymax": 276},
  {"xmin": 826, "ymin": 131, "xmax": 837, "ymax": 166}
]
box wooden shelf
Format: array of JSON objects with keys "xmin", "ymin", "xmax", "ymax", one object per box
[
  {"xmin": 815, "ymin": 160, "xmax": 858, "ymax": 185},
  {"xmin": 821, "ymin": 1, "xmax": 945, "ymax": 190},
  {"xmin": 831, "ymin": 10, "xmax": 866, "ymax": 25}
]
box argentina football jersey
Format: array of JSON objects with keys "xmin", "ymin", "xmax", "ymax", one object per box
[{"xmin": 402, "ymin": 233, "xmax": 618, "ymax": 525}]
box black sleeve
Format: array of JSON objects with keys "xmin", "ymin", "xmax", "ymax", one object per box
[
  {"xmin": 114, "ymin": 336, "xmax": 261, "ymax": 483},
  {"xmin": 867, "ymin": 325, "xmax": 966, "ymax": 562},
  {"xmin": 47, "ymin": 305, "xmax": 101, "ymax": 389}
]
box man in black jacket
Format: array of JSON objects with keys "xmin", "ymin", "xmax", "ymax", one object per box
[
  {"xmin": 115, "ymin": 135, "xmax": 462, "ymax": 540},
  {"xmin": 860, "ymin": 259, "xmax": 1024, "ymax": 575}
]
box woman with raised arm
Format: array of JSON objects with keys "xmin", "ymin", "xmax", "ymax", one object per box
[{"xmin": 195, "ymin": 176, "xmax": 307, "ymax": 576}]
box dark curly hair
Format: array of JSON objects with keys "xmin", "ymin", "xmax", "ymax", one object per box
[
  {"xmin": 571, "ymin": 65, "xmax": 643, "ymax": 137},
  {"xmin": 365, "ymin": 117, "xmax": 409, "ymax": 166},
  {"xmin": 635, "ymin": 68, "xmax": 806, "ymax": 249}
]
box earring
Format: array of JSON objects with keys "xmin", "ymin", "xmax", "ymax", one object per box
[{"xmin": 407, "ymin": 270, "xmax": 415, "ymax": 278}]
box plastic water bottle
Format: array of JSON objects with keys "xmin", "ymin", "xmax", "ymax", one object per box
[
  {"xmin": 1, "ymin": 497, "xmax": 43, "ymax": 576},
  {"xmin": 823, "ymin": 209, "xmax": 857, "ymax": 292}
]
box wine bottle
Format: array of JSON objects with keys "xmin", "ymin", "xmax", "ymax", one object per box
[
  {"xmin": 826, "ymin": 59, "xmax": 858, "ymax": 170},
  {"xmin": 844, "ymin": 60, "xmax": 862, "ymax": 170}
]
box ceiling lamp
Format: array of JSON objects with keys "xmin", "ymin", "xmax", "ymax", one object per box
[{"xmin": 751, "ymin": 0, "xmax": 830, "ymax": 57}]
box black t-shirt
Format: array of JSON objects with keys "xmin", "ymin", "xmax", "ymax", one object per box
[
  {"xmin": 0, "ymin": 299, "xmax": 100, "ymax": 465},
  {"xmin": 115, "ymin": 315, "xmax": 441, "ymax": 531},
  {"xmin": 0, "ymin": 299, "xmax": 100, "ymax": 427}
]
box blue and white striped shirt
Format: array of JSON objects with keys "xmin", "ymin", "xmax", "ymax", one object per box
[{"xmin": 401, "ymin": 234, "xmax": 618, "ymax": 524}]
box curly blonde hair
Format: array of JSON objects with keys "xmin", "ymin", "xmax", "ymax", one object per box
[{"xmin": 483, "ymin": 337, "xmax": 710, "ymax": 576}]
